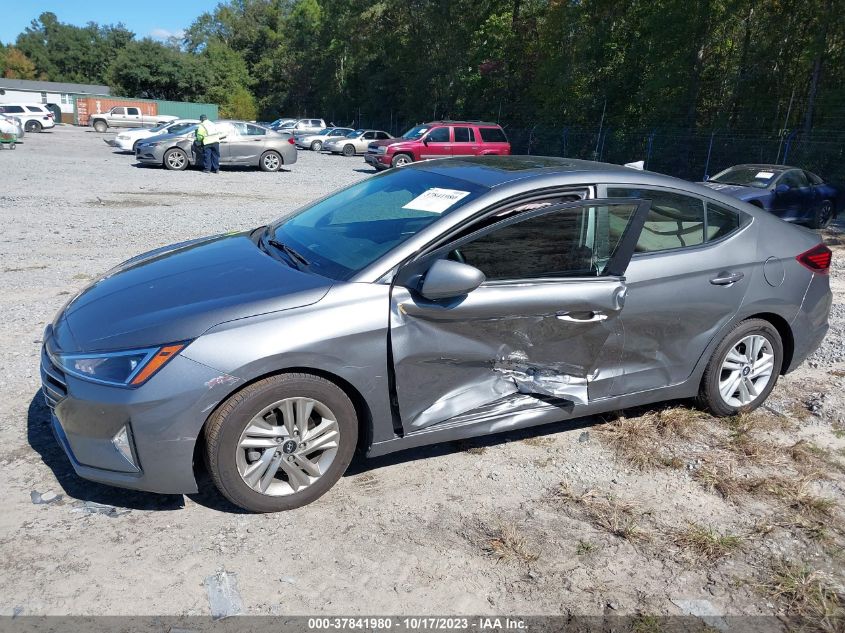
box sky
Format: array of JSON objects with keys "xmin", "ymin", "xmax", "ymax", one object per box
[{"xmin": 0, "ymin": 1, "xmax": 219, "ymax": 45}]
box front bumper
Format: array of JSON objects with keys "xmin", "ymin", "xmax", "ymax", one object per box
[
  {"xmin": 135, "ymin": 145, "xmax": 166, "ymax": 164},
  {"xmin": 364, "ymin": 153, "xmax": 390, "ymax": 169},
  {"xmin": 40, "ymin": 330, "xmax": 242, "ymax": 494}
]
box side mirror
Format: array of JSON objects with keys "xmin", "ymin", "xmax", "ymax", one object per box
[
  {"xmin": 775, "ymin": 183, "xmax": 790, "ymax": 195},
  {"xmin": 422, "ymin": 136, "xmax": 429, "ymax": 145},
  {"xmin": 703, "ymin": 174, "xmax": 710, "ymax": 182},
  {"xmin": 419, "ymin": 259, "xmax": 485, "ymax": 300}
]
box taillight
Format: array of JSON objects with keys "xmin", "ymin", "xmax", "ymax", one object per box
[
  {"xmin": 796, "ymin": 243, "xmax": 832, "ymax": 274},
  {"xmin": 288, "ymin": 138, "xmax": 295, "ymax": 145}
]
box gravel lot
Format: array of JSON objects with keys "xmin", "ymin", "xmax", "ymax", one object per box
[{"xmin": 1, "ymin": 126, "xmax": 844, "ymax": 623}]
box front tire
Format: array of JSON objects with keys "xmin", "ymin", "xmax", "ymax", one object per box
[
  {"xmin": 93, "ymin": 120, "xmax": 108, "ymax": 133},
  {"xmin": 204, "ymin": 373, "xmax": 358, "ymax": 512},
  {"xmin": 698, "ymin": 319, "xmax": 783, "ymax": 416},
  {"xmin": 260, "ymin": 150, "xmax": 282, "ymax": 172},
  {"xmin": 342, "ymin": 144, "xmax": 355, "ymax": 157},
  {"xmin": 811, "ymin": 200, "xmax": 833, "ymax": 229},
  {"xmin": 310, "ymin": 140, "xmax": 322, "ymax": 151},
  {"xmin": 25, "ymin": 120, "xmax": 42, "ymax": 133},
  {"xmin": 163, "ymin": 147, "xmax": 189, "ymax": 171},
  {"xmin": 391, "ymin": 153, "xmax": 413, "ymax": 168}
]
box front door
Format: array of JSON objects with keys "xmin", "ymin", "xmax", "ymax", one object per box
[
  {"xmin": 390, "ymin": 198, "xmax": 649, "ymax": 432},
  {"xmin": 419, "ymin": 126, "xmax": 452, "ymax": 159}
]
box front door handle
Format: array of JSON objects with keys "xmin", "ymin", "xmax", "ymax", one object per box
[
  {"xmin": 710, "ymin": 271, "xmax": 745, "ymax": 286},
  {"xmin": 556, "ymin": 311, "xmax": 607, "ymax": 323}
]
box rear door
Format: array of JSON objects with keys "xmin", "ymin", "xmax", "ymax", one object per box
[
  {"xmin": 478, "ymin": 126, "xmax": 510, "ymax": 155},
  {"xmin": 600, "ymin": 185, "xmax": 752, "ymax": 395},
  {"xmin": 419, "ymin": 126, "xmax": 452, "ymax": 159},
  {"xmin": 125, "ymin": 107, "xmax": 143, "ymax": 127},
  {"xmin": 223, "ymin": 123, "xmax": 267, "ymax": 163},
  {"xmin": 452, "ymin": 126, "xmax": 480, "ymax": 156},
  {"xmin": 390, "ymin": 198, "xmax": 649, "ymax": 431}
]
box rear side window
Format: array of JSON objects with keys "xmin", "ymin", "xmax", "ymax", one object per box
[
  {"xmin": 2, "ymin": 106, "xmax": 24, "ymax": 113},
  {"xmin": 454, "ymin": 127, "xmax": 475, "ymax": 142},
  {"xmin": 607, "ymin": 188, "xmax": 705, "ymax": 253},
  {"xmin": 479, "ymin": 127, "xmax": 508, "ymax": 143},
  {"xmin": 127, "ymin": 107, "xmax": 140, "ymax": 115},
  {"xmin": 26, "ymin": 106, "xmax": 42, "ymax": 112},
  {"xmin": 246, "ymin": 124, "xmax": 265, "ymax": 136},
  {"xmin": 706, "ymin": 202, "xmax": 741, "ymax": 241},
  {"xmin": 375, "ymin": 131, "xmax": 391, "ymax": 140}
]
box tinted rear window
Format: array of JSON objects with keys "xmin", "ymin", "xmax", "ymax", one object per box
[{"xmin": 479, "ymin": 127, "xmax": 508, "ymax": 143}]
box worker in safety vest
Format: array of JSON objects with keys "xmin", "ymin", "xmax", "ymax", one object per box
[{"xmin": 196, "ymin": 114, "xmax": 223, "ymax": 174}]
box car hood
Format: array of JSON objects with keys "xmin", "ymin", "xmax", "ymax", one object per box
[
  {"xmin": 139, "ymin": 129, "xmax": 196, "ymax": 146},
  {"xmin": 52, "ymin": 232, "xmax": 332, "ymax": 353},
  {"xmin": 368, "ymin": 139, "xmax": 400, "ymax": 149},
  {"xmin": 700, "ymin": 182, "xmax": 764, "ymax": 199}
]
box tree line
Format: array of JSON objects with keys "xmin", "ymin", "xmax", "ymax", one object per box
[{"xmin": 1, "ymin": 0, "xmax": 843, "ymax": 137}]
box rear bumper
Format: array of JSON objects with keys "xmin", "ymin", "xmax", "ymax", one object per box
[
  {"xmin": 787, "ymin": 273, "xmax": 832, "ymax": 372},
  {"xmin": 40, "ymin": 333, "xmax": 242, "ymax": 494}
]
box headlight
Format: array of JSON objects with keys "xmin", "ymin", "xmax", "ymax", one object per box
[
  {"xmin": 57, "ymin": 343, "xmax": 185, "ymax": 387},
  {"xmin": 377, "ymin": 146, "xmax": 387, "ymax": 154}
]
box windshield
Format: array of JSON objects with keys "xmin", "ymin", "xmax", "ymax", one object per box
[
  {"xmin": 149, "ymin": 122, "xmax": 171, "ymax": 133},
  {"xmin": 270, "ymin": 169, "xmax": 488, "ymax": 280},
  {"xmin": 710, "ymin": 167, "xmax": 782, "ymax": 189},
  {"xmin": 402, "ymin": 125, "xmax": 430, "ymax": 140}
]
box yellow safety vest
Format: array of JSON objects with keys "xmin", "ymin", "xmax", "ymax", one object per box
[{"xmin": 197, "ymin": 121, "xmax": 222, "ymax": 145}]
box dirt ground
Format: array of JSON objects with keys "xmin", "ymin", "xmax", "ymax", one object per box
[{"xmin": 0, "ymin": 127, "xmax": 843, "ymax": 627}]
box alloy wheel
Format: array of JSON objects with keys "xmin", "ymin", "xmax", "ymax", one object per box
[
  {"xmin": 235, "ymin": 397, "xmax": 340, "ymax": 496},
  {"xmin": 718, "ymin": 334, "xmax": 775, "ymax": 407},
  {"xmin": 263, "ymin": 153, "xmax": 281, "ymax": 171},
  {"xmin": 166, "ymin": 150, "xmax": 186, "ymax": 170}
]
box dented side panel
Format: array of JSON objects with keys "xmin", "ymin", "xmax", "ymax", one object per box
[{"xmin": 390, "ymin": 279, "xmax": 627, "ymax": 431}]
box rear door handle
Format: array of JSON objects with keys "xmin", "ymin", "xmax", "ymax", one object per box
[
  {"xmin": 556, "ymin": 311, "xmax": 607, "ymax": 323},
  {"xmin": 710, "ymin": 271, "xmax": 744, "ymax": 285}
]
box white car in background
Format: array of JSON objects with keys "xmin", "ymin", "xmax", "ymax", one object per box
[
  {"xmin": 0, "ymin": 103, "xmax": 55, "ymax": 132},
  {"xmin": 107, "ymin": 119, "xmax": 201, "ymax": 152},
  {"xmin": 295, "ymin": 127, "xmax": 354, "ymax": 151}
]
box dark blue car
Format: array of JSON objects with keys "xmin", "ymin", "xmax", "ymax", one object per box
[{"xmin": 701, "ymin": 164, "xmax": 839, "ymax": 229}]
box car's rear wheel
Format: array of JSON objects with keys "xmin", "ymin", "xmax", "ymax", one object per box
[
  {"xmin": 204, "ymin": 373, "xmax": 358, "ymax": 512},
  {"xmin": 260, "ymin": 150, "xmax": 283, "ymax": 172},
  {"xmin": 698, "ymin": 318, "xmax": 783, "ymax": 416},
  {"xmin": 25, "ymin": 120, "xmax": 42, "ymax": 133},
  {"xmin": 163, "ymin": 147, "xmax": 189, "ymax": 171},
  {"xmin": 93, "ymin": 120, "xmax": 107, "ymax": 133},
  {"xmin": 391, "ymin": 153, "xmax": 413, "ymax": 168},
  {"xmin": 342, "ymin": 144, "xmax": 355, "ymax": 157},
  {"xmin": 310, "ymin": 140, "xmax": 322, "ymax": 151},
  {"xmin": 812, "ymin": 200, "xmax": 833, "ymax": 229}
]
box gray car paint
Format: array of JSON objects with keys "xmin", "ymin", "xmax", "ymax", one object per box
[{"xmin": 41, "ymin": 156, "xmax": 831, "ymax": 495}]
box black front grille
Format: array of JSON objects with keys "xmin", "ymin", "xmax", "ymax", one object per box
[{"xmin": 40, "ymin": 346, "xmax": 67, "ymax": 409}]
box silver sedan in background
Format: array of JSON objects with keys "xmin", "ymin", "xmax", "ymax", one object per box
[
  {"xmin": 135, "ymin": 120, "xmax": 298, "ymax": 171},
  {"xmin": 295, "ymin": 127, "xmax": 354, "ymax": 151},
  {"xmin": 41, "ymin": 156, "xmax": 831, "ymax": 512},
  {"xmin": 324, "ymin": 128, "xmax": 393, "ymax": 156}
]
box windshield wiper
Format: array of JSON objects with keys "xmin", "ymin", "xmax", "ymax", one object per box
[{"xmin": 267, "ymin": 238, "xmax": 311, "ymax": 268}]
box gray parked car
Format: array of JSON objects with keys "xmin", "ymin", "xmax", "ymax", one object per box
[
  {"xmin": 41, "ymin": 156, "xmax": 831, "ymax": 512},
  {"xmin": 135, "ymin": 120, "xmax": 297, "ymax": 171},
  {"xmin": 295, "ymin": 127, "xmax": 354, "ymax": 151},
  {"xmin": 324, "ymin": 128, "xmax": 393, "ymax": 156}
]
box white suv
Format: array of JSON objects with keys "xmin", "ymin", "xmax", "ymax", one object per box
[{"xmin": 0, "ymin": 103, "xmax": 55, "ymax": 132}]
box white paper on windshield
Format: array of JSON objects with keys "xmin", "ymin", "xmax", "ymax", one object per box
[
  {"xmin": 756, "ymin": 171, "xmax": 775, "ymax": 179},
  {"xmin": 403, "ymin": 188, "xmax": 471, "ymax": 213}
]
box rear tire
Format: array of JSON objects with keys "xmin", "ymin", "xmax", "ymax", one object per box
[
  {"xmin": 25, "ymin": 120, "xmax": 42, "ymax": 133},
  {"xmin": 204, "ymin": 373, "xmax": 358, "ymax": 513},
  {"xmin": 342, "ymin": 144, "xmax": 355, "ymax": 157},
  {"xmin": 163, "ymin": 147, "xmax": 189, "ymax": 171},
  {"xmin": 310, "ymin": 140, "xmax": 322, "ymax": 151},
  {"xmin": 697, "ymin": 318, "xmax": 783, "ymax": 417},
  {"xmin": 260, "ymin": 150, "xmax": 282, "ymax": 172},
  {"xmin": 93, "ymin": 120, "xmax": 108, "ymax": 133}
]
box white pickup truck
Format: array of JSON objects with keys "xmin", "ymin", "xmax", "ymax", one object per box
[{"xmin": 90, "ymin": 107, "xmax": 177, "ymax": 132}]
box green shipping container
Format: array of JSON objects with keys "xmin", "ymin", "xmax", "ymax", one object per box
[{"xmin": 155, "ymin": 100, "xmax": 219, "ymax": 120}]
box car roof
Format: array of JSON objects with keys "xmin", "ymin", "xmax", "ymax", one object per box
[
  {"xmin": 723, "ymin": 164, "xmax": 797, "ymax": 172},
  {"xmin": 425, "ymin": 120, "xmax": 501, "ymax": 126}
]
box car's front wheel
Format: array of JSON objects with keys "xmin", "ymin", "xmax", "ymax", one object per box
[
  {"xmin": 391, "ymin": 153, "xmax": 413, "ymax": 168},
  {"xmin": 204, "ymin": 373, "xmax": 358, "ymax": 512},
  {"xmin": 698, "ymin": 318, "xmax": 783, "ymax": 416},
  {"xmin": 163, "ymin": 147, "xmax": 189, "ymax": 171},
  {"xmin": 93, "ymin": 120, "xmax": 108, "ymax": 133},
  {"xmin": 342, "ymin": 144, "xmax": 355, "ymax": 157},
  {"xmin": 310, "ymin": 140, "xmax": 322, "ymax": 151}
]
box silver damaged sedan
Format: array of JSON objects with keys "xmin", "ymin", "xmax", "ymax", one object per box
[{"xmin": 41, "ymin": 156, "xmax": 832, "ymax": 512}]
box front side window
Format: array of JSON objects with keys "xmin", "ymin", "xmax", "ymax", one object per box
[
  {"xmin": 779, "ymin": 170, "xmax": 809, "ymax": 189},
  {"xmin": 608, "ymin": 188, "xmax": 705, "ymax": 253},
  {"xmin": 112, "ymin": 107, "xmax": 125, "ymax": 115},
  {"xmin": 452, "ymin": 202, "xmax": 639, "ymax": 280},
  {"xmin": 347, "ymin": 129, "xmax": 365, "ymax": 138},
  {"xmin": 2, "ymin": 105, "xmax": 24, "ymax": 113},
  {"xmin": 426, "ymin": 127, "xmax": 450, "ymax": 143},
  {"xmin": 363, "ymin": 131, "xmax": 375, "ymax": 139},
  {"xmin": 271, "ymin": 169, "xmax": 488, "ymax": 280}
]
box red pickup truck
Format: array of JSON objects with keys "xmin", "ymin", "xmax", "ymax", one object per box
[{"xmin": 364, "ymin": 120, "xmax": 510, "ymax": 170}]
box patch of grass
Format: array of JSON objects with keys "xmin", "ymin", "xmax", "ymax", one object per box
[
  {"xmin": 761, "ymin": 560, "xmax": 844, "ymax": 630},
  {"xmin": 790, "ymin": 440, "xmax": 845, "ymax": 474},
  {"xmin": 483, "ymin": 523, "xmax": 539, "ymax": 564},
  {"xmin": 631, "ymin": 614, "xmax": 663, "ymax": 633},
  {"xmin": 755, "ymin": 473, "xmax": 836, "ymax": 519},
  {"xmin": 522, "ymin": 436, "xmax": 555, "ymax": 448},
  {"xmin": 673, "ymin": 523, "xmax": 741, "ymax": 562},
  {"xmin": 456, "ymin": 440, "xmax": 486, "ymax": 455},
  {"xmin": 552, "ymin": 482, "xmax": 650, "ymax": 542},
  {"xmin": 693, "ymin": 465, "xmax": 744, "ymax": 501},
  {"xmin": 576, "ymin": 539, "xmax": 597, "ymax": 555}
]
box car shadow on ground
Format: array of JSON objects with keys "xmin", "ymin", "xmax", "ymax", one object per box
[
  {"xmin": 353, "ymin": 168, "xmax": 378, "ymax": 175},
  {"xmin": 26, "ymin": 392, "xmax": 185, "ymax": 512},
  {"xmin": 128, "ymin": 163, "xmax": 292, "ymax": 173}
]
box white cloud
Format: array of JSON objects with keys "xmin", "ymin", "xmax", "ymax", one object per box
[{"xmin": 149, "ymin": 28, "xmax": 185, "ymax": 40}]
